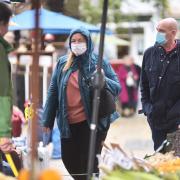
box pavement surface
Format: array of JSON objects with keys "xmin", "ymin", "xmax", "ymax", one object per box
[
  {"xmin": 48, "ymin": 113, "xmax": 154, "ymax": 179},
  {"xmin": 105, "ymin": 113, "xmax": 154, "ymax": 158}
]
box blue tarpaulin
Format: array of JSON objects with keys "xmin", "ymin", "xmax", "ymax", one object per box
[{"xmin": 9, "ymin": 8, "xmax": 100, "ymax": 34}]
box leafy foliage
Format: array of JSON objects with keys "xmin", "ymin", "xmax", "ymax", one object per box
[
  {"xmin": 141, "ymin": 0, "xmax": 169, "ymax": 17},
  {"xmin": 79, "ymin": 0, "xmax": 170, "ymax": 25},
  {"xmin": 79, "ymin": 0, "xmax": 121, "ymax": 24}
]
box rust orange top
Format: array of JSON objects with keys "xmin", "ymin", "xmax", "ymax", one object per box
[{"xmin": 66, "ymin": 70, "xmax": 86, "ymax": 124}]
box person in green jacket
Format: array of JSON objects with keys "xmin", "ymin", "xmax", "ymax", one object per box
[{"xmin": 0, "ymin": 2, "xmax": 13, "ymax": 153}]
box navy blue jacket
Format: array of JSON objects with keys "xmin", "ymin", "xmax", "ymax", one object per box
[
  {"xmin": 140, "ymin": 40, "xmax": 180, "ymax": 130},
  {"xmin": 42, "ymin": 28, "xmax": 121, "ymax": 138}
]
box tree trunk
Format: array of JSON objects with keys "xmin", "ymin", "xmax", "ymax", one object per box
[{"xmin": 42, "ymin": 0, "xmax": 64, "ymax": 12}]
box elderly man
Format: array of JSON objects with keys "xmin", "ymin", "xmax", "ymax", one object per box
[{"xmin": 140, "ymin": 18, "xmax": 180, "ymax": 151}]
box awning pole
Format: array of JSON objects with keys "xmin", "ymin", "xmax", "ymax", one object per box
[{"xmin": 30, "ymin": 0, "xmax": 40, "ymax": 179}]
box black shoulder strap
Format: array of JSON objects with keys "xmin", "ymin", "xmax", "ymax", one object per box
[{"xmin": 77, "ymin": 61, "xmax": 92, "ymax": 87}]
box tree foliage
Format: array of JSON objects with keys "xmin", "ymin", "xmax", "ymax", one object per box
[
  {"xmin": 141, "ymin": 0, "xmax": 169, "ymax": 17},
  {"xmin": 42, "ymin": 0, "xmax": 64, "ymax": 12},
  {"xmin": 79, "ymin": 0, "xmax": 121, "ymax": 24},
  {"xmin": 80, "ymin": 0, "xmax": 170, "ymax": 25}
]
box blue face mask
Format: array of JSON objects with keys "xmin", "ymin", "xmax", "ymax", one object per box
[{"xmin": 156, "ymin": 32, "xmax": 167, "ymax": 45}]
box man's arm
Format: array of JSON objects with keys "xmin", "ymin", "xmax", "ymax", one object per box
[{"xmin": 140, "ymin": 52, "xmax": 152, "ymax": 116}]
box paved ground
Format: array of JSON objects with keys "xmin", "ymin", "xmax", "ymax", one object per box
[
  {"xmin": 105, "ymin": 113, "xmax": 154, "ymax": 158},
  {"xmin": 49, "ymin": 113, "xmax": 154, "ymax": 179}
]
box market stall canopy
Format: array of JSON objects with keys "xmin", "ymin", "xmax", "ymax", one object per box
[
  {"xmin": 9, "ymin": 8, "xmax": 100, "ymax": 33},
  {"xmin": 92, "ymin": 34, "xmax": 130, "ymax": 46},
  {"xmin": 92, "ymin": 34, "xmax": 130, "ymax": 59},
  {"xmin": 106, "ymin": 35, "xmax": 130, "ymax": 46}
]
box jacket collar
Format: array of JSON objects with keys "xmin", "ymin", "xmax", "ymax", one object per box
[{"xmin": 0, "ymin": 36, "xmax": 13, "ymax": 53}]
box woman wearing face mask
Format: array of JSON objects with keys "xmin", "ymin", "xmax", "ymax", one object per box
[
  {"xmin": 140, "ymin": 18, "xmax": 180, "ymax": 152},
  {"xmin": 42, "ymin": 27, "xmax": 121, "ymax": 180}
]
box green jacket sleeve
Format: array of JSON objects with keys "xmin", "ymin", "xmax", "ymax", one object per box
[
  {"xmin": 0, "ymin": 97, "xmax": 12, "ymax": 137},
  {"xmin": 0, "ymin": 43, "xmax": 12, "ymax": 137}
]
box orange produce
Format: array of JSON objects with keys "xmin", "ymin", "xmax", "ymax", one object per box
[
  {"xmin": 18, "ymin": 168, "xmax": 62, "ymax": 180},
  {"xmin": 38, "ymin": 169, "xmax": 62, "ymax": 180},
  {"xmin": 18, "ymin": 169, "xmax": 30, "ymax": 180},
  {"xmin": 155, "ymin": 158, "xmax": 180, "ymax": 173}
]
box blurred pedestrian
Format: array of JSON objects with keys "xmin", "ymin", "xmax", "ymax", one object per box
[
  {"xmin": 42, "ymin": 27, "xmax": 121, "ymax": 180},
  {"xmin": 140, "ymin": 18, "xmax": 180, "ymax": 151},
  {"xmin": 0, "ymin": 2, "xmax": 14, "ymax": 154},
  {"xmin": 117, "ymin": 55, "xmax": 140, "ymax": 117},
  {"xmin": 12, "ymin": 106, "xmax": 26, "ymax": 137},
  {"xmin": 44, "ymin": 33, "xmax": 56, "ymax": 52}
]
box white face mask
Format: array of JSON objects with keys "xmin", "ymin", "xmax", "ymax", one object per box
[{"xmin": 71, "ymin": 42, "xmax": 87, "ymax": 56}]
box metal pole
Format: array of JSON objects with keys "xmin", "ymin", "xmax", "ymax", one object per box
[
  {"xmin": 30, "ymin": 0, "xmax": 40, "ymax": 179},
  {"xmin": 87, "ymin": 0, "xmax": 108, "ymax": 180}
]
